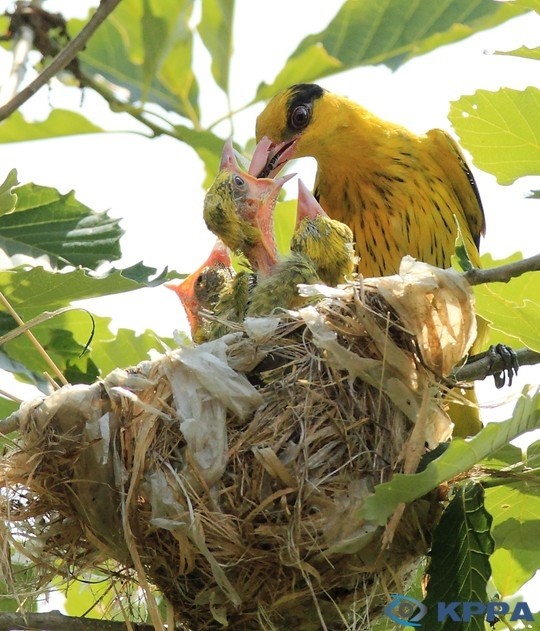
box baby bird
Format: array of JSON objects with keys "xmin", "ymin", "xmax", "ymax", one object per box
[
  {"xmin": 291, "ymin": 179, "xmax": 356, "ymax": 286},
  {"xmin": 166, "ymin": 239, "xmax": 233, "ymax": 343},
  {"xmin": 203, "ymin": 138, "xmax": 293, "ymax": 276},
  {"xmin": 247, "ymin": 180, "xmax": 356, "ymax": 317}
]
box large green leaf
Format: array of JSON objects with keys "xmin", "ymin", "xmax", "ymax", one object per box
[
  {"xmin": 485, "ymin": 482, "xmax": 540, "ymax": 597},
  {"xmin": 198, "ymin": 0, "xmax": 235, "ymax": 93},
  {"xmin": 90, "ymin": 327, "xmax": 174, "ymax": 376},
  {"xmin": 473, "ymin": 253, "xmax": 540, "ymax": 353},
  {"xmin": 356, "ymin": 388, "xmax": 540, "ymax": 526},
  {"xmin": 73, "ymin": 0, "xmax": 199, "ymax": 122},
  {"xmin": 422, "ymin": 482, "xmax": 493, "ymax": 631},
  {"xmin": 449, "ymin": 87, "xmax": 540, "ymax": 185},
  {"xmin": 0, "ymin": 263, "xmax": 166, "ymax": 317},
  {"xmin": 0, "ymin": 303, "xmax": 173, "ymax": 386},
  {"xmin": 254, "ymin": 0, "xmax": 524, "ymax": 100},
  {"xmin": 0, "ymin": 182, "xmax": 123, "ymax": 269},
  {"xmin": 0, "ymin": 110, "xmax": 103, "ymax": 144}
]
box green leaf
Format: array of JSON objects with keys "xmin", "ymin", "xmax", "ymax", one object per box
[
  {"xmin": 485, "ymin": 482, "xmax": 540, "ymax": 596},
  {"xmin": 0, "ymin": 183, "xmax": 123, "ymax": 269},
  {"xmin": 525, "ymin": 439, "xmax": 540, "ymax": 469},
  {"xmin": 0, "ymin": 263, "xmax": 164, "ymax": 316},
  {"xmin": 473, "ymin": 252, "xmax": 540, "ymax": 352},
  {"xmin": 495, "ymin": 45, "xmax": 540, "ymax": 61},
  {"xmin": 255, "ymin": 0, "xmax": 523, "ymax": 101},
  {"xmin": 422, "ymin": 482, "xmax": 493, "ymax": 630},
  {"xmin": 449, "ymin": 87, "xmax": 540, "ymax": 185},
  {"xmin": 74, "ymin": 0, "xmax": 199, "ymax": 122},
  {"xmin": 356, "ymin": 387, "xmax": 540, "ymax": 526},
  {"xmin": 0, "ymin": 110, "xmax": 103, "ymax": 144},
  {"xmin": 507, "ymin": 0, "xmax": 540, "ymax": 12},
  {"xmin": 274, "ymin": 199, "xmax": 297, "ymax": 256},
  {"xmin": 91, "ymin": 327, "xmax": 174, "ymax": 376},
  {"xmin": 199, "ymin": 0, "xmax": 235, "ymax": 93},
  {"xmin": 480, "ymin": 443, "xmax": 523, "ymax": 470},
  {"xmin": 0, "ymin": 169, "xmax": 18, "ymax": 215}
]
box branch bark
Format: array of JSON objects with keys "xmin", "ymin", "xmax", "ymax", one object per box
[
  {"xmin": 464, "ymin": 253, "xmax": 540, "ymax": 285},
  {"xmin": 0, "ymin": 0, "xmax": 123, "ymax": 121},
  {"xmin": 0, "ymin": 610, "xmax": 157, "ymax": 631}
]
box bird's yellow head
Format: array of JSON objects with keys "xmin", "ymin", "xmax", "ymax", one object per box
[
  {"xmin": 291, "ymin": 180, "xmax": 356, "ymax": 285},
  {"xmin": 203, "ymin": 139, "xmax": 294, "ymax": 274},
  {"xmin": 255, "ymin": 83, "xmax": 344, "ymax": 177}
]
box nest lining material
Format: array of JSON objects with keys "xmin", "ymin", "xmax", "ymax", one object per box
[{"xmin": 0, "ymin": 258, "xmax": 476, "ymax": 629}]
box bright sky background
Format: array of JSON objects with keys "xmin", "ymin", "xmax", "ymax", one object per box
[{"xmin": 0, "ymin": 0, "xmax": 540, "ymax": 611}]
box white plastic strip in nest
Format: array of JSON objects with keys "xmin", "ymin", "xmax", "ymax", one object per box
[
  {"xmin": 367, "ymin": 256, "xmax": 477, "ymax": 376},
  {"xmin": 159, "ymin": 336, "xmax": 263, "ymax": 487}
]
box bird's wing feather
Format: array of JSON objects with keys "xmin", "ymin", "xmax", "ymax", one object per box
[{"xmin": 426, "ymin": 129, "xmax": 486, "ymax": 250}]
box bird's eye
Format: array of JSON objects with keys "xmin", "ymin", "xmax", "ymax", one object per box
[
  {"xmin": 289, "ymin": 104, "xmax": 310, "ymax": 130},
  {"xmin": 233, "ymin": 175, "xmax": 245, "ymax": 188}
]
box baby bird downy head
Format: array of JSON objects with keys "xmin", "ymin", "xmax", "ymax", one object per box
[
  {"xmin": 204, "ymin": 138, "xmax": 294, "ymax": 276},
  {"xmin": 292, "ymin": 179, "xmax": 356, "ymax": 286},
  {"xmin": 165, "ymin": 239, "xmax": 232, "ymax": 341}
]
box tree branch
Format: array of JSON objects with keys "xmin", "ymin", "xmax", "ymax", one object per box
[
  {"xmin": 0, "ymin": 610, "xmax": 158, "ymax": 631},
  {"xmin": 464, "ymin": 253, "xmax": 540, "ymax": 286},
  {"xmin": 452, "ymin": 347, "xmax": 540, "ymax": 383},
  {"xmin": 0, "ymin": 0, "xmax": 122, "ymax": 121}
]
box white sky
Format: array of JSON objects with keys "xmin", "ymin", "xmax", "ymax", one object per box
[{"xmin": 0, "ymin": 2, "xmax": 538, "ymax": 409}]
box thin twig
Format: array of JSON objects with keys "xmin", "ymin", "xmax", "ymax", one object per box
[
  {"xmin": 0, "ymin": 292, "xmax": 68, "ymax": 386},
  {"xmin": 464, "ymin": 253, "xmax": 540, "ymax": 286},
  {"xmin": 0, "ymin": 0, "xmax": 123, "ymax": 121}
]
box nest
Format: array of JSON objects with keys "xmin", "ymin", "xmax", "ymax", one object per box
[{"xmin": 0, "ymin": 258, "xmax": 476, "ymax": 629}]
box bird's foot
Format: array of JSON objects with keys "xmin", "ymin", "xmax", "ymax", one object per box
[
  {"xmin": 467, "ymin": 344, "xmax": 519, "ymax": 388},
  {"xmin": 489, "ymin": 344, "xmax": 519, "ymax": 388}
]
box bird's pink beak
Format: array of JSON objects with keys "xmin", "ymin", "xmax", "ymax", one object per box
[
  {"xmin": 246, "ymin": 172, "xmax": 296, "ymax": 274},
  {"xmin": 295, "ymin": 179, "xmax": 327, "ymax": 228},
  {"xmin": 252, "ymin": 135, "xmax": 298, "ymax": 178},
  {"xmin": 165, "ymin": 239, "xmax": 231, "ymax": 328},
  {"xmin": 219, "ymin": 137, "xmax": 243, "ymax": 172}
]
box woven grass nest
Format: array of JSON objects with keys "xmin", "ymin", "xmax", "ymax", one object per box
[{"xmin": 0, "ymin": 258, "xmax": 476, "ymax": 630}]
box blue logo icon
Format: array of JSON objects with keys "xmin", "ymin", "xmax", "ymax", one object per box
[{"xmin": 384, "ymin": 594, "xmax": 428, "ymax": 627}]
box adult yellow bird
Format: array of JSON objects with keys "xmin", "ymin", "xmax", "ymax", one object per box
[
  {"xmin": 166, "ymin": 239, "xmax": 233, "ymax": 343},
  {"xmin": 255, "ymin": 83, "xmax": 485, "ymax": 277},
  {"xmin": 255, "ymin": 83, "xmax": 487, "ymax": 435},
  {"xmin": 248, "ymin": 179, "xmax": 356, "ymax": 316}
]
